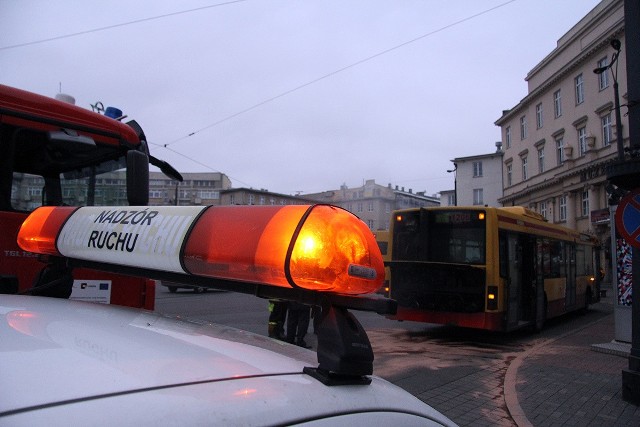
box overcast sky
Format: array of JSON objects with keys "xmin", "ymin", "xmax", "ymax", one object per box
[{"xmin": 1, "ymin": 0, "xmax": 602, "ymax": 196}]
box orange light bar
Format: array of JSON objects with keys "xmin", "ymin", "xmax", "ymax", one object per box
[
  {"xmin": 17, "ymin": 204, "xmax": 384, "ymax": 295},
  {"xmin": 16, "ymin": 206, "xmax": 78, "ymax": 255},
  {"xmin": 183, "ymin": 205, "xmax": 383, "ymax": 293}
]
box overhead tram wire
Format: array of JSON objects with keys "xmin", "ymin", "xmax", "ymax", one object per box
[
  {"xmin": 0, "ymin": 0, "xmax": 251, "ymax": 51},
  {"xmin": 161, "ymin": 0, "xmax": 517, "ymax": 148},
  {"xmin": 3, "ymin": 0, "xmax": 517, "ymax": 150},
  {"xmin": 151, "ymin": 0, "xmax": 517, "ymax": 190},
  {"xmin": 159, "ymin": 144, "xmax": 255, "ymax": 189}
]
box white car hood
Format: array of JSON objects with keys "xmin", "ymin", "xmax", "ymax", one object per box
[
  {"xmin": 0, "ymin": 295, "xmax": 312, "ymax": 413},
  {"xmin": 0, "ymin": 295, "xmax": 455, "ymax": 426}
]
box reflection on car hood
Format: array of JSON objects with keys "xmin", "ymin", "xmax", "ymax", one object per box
[{"xmin": 0, "ymin": 295, "xmax": 311, "ymax": 413}]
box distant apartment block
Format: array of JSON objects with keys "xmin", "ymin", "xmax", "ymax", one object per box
[
  {"xmin": 148, "ymin": 172, "xmax": 231, "ymax": 206},
  {"xmin": 304, "ymin": 179, "xmax": 439, "ymax": 231},
  {"xmin": 219, "ymin": 187, "xmax": 314, "ymax": 206}
]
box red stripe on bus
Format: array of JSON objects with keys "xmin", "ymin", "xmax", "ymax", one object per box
[{"xmin": 497, "ymin": 215, "xmax": 574, "ymax": 237}]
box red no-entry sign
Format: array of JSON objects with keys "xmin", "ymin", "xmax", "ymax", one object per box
[{"xmin": 616, "ymin": 188, "xmax": 640, "ymax": 248}]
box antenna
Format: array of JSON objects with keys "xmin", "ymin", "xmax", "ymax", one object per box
[{"xmin": 91, "ymin": 102, "xmax": 105, "ymax": 114}]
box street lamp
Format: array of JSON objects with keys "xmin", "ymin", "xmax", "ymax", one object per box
[
  {"xmin": 447, "ymin": 163, "xmax": 457, "ymax": 206},
  {"xmin": 594, "ymin": 38, "xmax": 624, "ymax": 160}
]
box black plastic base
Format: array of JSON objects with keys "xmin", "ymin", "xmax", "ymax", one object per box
[
  {"xmin": 303, "ymin": 367, "xmax": 371, "ymax": 386},
  {"xmin": 622, "ymin": 369, "xmax": 640, "ymax": 405}
]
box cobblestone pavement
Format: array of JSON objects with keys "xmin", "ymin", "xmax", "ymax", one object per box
[{"xmin": 369, "ymin": 298, "xmax": 640, "ymax": 427}]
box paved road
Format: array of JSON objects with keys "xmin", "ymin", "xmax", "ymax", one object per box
[{"xmin": 154, "ymin": 285, "xmax": 619, "ymax": 426}]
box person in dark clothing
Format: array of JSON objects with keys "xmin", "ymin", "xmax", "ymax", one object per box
[
  {"xmin": 286, "ymin": 301, "xmax": 311, "ymax": 348},
  {"xmin": 268, "ymin": 300, "xmax": 288, "ymax": 340}
]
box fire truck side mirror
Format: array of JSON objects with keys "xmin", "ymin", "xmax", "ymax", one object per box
[{"xmin": 126, "ymin": 150, "xmax": 149, "ymax": 206}]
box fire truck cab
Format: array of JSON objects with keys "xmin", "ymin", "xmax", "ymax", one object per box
[{"xmin": 0, "ymin": 84, "xmax": 179, "ymax": 308}]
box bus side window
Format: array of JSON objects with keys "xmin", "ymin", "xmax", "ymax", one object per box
[
  {"xmin": 550, "ymin": 241, "xmax": 565, "ymax": 278},
  {"xmin": 499, "ymin": 232, "xmax": 508, "ymax": 278}
]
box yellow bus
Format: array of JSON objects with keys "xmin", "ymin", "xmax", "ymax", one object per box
[{"xmin": 387, "ymin": 206, "xmax": 600, "ymax": 332}]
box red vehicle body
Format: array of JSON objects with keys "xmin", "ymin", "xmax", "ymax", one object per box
[{"xmin": 0, "ymin": 84, "xmax": 177, "ymax": 309}]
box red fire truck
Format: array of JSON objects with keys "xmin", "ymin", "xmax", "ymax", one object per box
[{"xmin": 0, "ymin": 84, "xmax": 181, "ymax": 309}]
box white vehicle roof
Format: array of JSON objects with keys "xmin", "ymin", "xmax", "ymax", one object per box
[{"xmin": 0, "ymin": 295, "xmax": 455, "ymax": 426}]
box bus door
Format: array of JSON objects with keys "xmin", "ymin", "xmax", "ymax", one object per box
[
  {"xmin": 565, "ymin": 243, "xmax": 577, "ymax": 308},
  {"xmin": 504, "ymin": 232, "xmax": 537, "ymax": 330}
]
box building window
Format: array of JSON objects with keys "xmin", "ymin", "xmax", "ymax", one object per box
[
  {"xmin": 28, "ymin": 187, "xmax": 42, "ymax": 197},
  {"xmin": 520, "ymin": 116, "xmax": 528, "ymax": 140},
  {"xmin": 540, "ymin": 201, "xmax": 547, "ymax": 219},
  {"xmin": 522, "ymin": 157, "xmax": 528, "ymax": 180},
  {"xmin": 538, "ymin": 147, "xmax": 545, "ymax": 173},
  {"xmin": 447, "ymin": 194, "xmax": 456, "ymax": 205},
  {"xmin": 575, "ymin": 74, "xmax": 584, "ymax": 105},
  {"xmin": 367, "ymin": 219, "xmax": 374, "ymax": 229},
  {"xmin": 602, "ymin": 113, "xmax": 612, "ymax": 146},
  {"xmin": 506, "ymin": 126, "xmax": 512, "ymax": 149},
  {"xmin": 473, "ymin": 189, "xmax": 483, "ymax": 205},
  {"xmin": 554, "ymin": 89, "xmax": 562, "ymax": 118},
  {"xmin": 198, "ymin": 190, "xmax": 220, "ymax": 199},
  {"xmin": 581, "ymin": 190, "xmax": 589, "ymax": 217},
  {"xmin": 578, "ymin": 126, "xmax": 587, "ymax": 156},
  {"xmin": 473, "ymin": 161, "xmax": 483, "ymax": 177},
  {"xmin": 536, "ymin": 103, "xmax": 543, "ymax": 129},
  {"xmin": 559, "ymin": 195, "xmax": 567, "ymax": 221},
  {"xmin": 367, "ymin": 202, "xmax": 374, "ymax": 212},
  {"xmin": 259, "ymin": 196, "xmax": 266, "ymax": 205},
  {"xmin": 598, "ymin": 57, "xmax": 609, "ymax": 90},
  {"xmin": 357, "ymin": 202, "xmax": 363, "ymax": 213},
  {"xmin": 556, "ymin": 137, "xmax": 565, "ymax": 165},
  {"xmin": 248, "ymin": 194, "xmax": 255, "ymax": 205},
  {"xmin": 506, "ymin": 164, "xmax": 512, "ymax": 186}
]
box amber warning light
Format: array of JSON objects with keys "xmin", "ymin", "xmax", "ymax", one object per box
[{"xmin": 17, "ymin": 204, "xmax": 384, "ymax": 295}]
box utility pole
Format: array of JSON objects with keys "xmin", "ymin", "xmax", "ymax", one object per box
[{"xmin": 607, "ymin": 0, "xmax": 640, "ymax": 405}]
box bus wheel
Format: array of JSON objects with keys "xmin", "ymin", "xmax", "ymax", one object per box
[{"xmin": 168, "ymin": 286, "xmax": 178, "ymax": 293}]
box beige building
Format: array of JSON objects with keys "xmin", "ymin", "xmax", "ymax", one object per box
[
  {"xmin": 495, "ymin": 0, "xmax": 626, "ymax": 254},
  {"xmin": 219, "ymin": 188, "xmax": 314, "ymax": 206},
  {"xmin": 305, "ymin": 179, "xmax": 439, "ymax": 231}
]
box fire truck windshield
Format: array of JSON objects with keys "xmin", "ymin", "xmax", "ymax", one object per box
[{"xmin": 12, "ymin": 164, "xmax": 128, "ymax": 211}]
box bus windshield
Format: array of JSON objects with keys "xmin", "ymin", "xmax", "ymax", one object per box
[{"xmin": 393, "ymin": 209, "xmax": 487, "ymax": 265}]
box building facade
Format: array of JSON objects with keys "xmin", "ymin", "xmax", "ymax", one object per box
[
  {"xmin": 148, "ymin": 171, "xmax": 232, "ymax": 206},
  {"xmin": 444, "ymin": 146, "xmax": 504, "ymax": 207},
  {"xmin": 495, "ymin": 0, "xmax": 626, "ymax": 255},
  {"xmin": 305, "ymin": 179, "xmax": 439, "ymax": 231},
  {"xmin": 219, "ymin": 188, "xmax": 314, "ymax": 206}
]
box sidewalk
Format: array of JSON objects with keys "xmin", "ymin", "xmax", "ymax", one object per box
[{"xmin": 507, "ymin": 295, "xmax": 640, "ymax": 427}]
